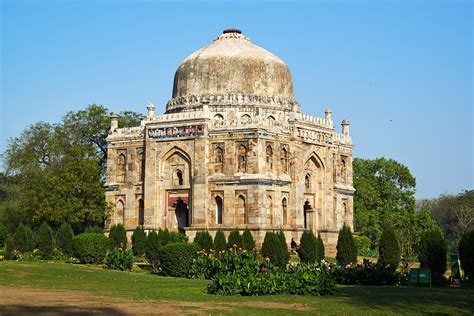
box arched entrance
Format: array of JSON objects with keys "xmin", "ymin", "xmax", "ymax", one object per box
[
  {"xmin": 174, "ymin": 197, "xmax": 189, "ymax": 233},
  {"xmin": 303, "ymin": 200, "xmax": 312, "ymax": 229}
]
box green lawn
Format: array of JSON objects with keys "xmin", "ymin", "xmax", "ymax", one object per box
[{"xmin": 0, "ymin": 261, "xmax": 473, "ymax": 315}]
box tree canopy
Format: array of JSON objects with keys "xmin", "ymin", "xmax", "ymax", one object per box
[{"xmin": 0, "ymin": 104, "xmax": 141, "ymax": 231}]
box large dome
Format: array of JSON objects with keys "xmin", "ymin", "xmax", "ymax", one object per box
[{"xmin": 169, "ymin": 29, "xmax": 295, "ymax": 111}]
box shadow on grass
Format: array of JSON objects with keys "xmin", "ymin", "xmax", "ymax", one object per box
[
  {"xmin": 0, "ymin": 305, "xmax": 128, "ymax": 316},
  {"xmin": 337, "ymin": 285, "xmax": 474, "ymax": 315}
]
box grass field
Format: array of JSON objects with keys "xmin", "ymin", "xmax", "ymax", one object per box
[{"xmin": 0, "ymin": 261, "xmax": 473, "ymax": 315}]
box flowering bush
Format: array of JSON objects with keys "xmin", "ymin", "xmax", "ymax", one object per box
[{"xmin": 333, "ymin": 258, "xmax": 401, "ymax": 285}]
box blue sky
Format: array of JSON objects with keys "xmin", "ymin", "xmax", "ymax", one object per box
[{"xmin": 1, "ymin": 0, "xmax": 472, "ymax": 199}]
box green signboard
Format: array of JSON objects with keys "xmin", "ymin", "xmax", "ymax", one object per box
[{"xmin": 409, "ymin": 268, "xmax": 431, "ymax": 287}]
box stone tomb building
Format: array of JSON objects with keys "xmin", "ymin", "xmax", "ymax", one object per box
[{"xmin": 105, "ymin": 29, "xmax": 354, "ymax": 253}]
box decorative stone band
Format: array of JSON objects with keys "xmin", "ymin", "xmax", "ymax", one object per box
[
  {"xmin": 108, "ymin": 126, "xmax": 145, "ymax": 138},
  {"xmin": 165, "ymin": 93, "xmax": 299, "ymax": 112}
]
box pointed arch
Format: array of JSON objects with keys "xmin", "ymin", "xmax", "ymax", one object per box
[
  {"xmin": 116, "ymin": 153, "xmax": 126, "ymax": 183},
  {"xmin": 282, "ymin": 197, "xmax": 288, "ymax": 225},
  {"xmin": 138, "ymin": 198, "xmax": 144, "ymax": 226},
  {"xmin": 215, "ymin": 196, "xmax": 223, "ymax": 224},
  {"xmin": 115, "ymin": 200, "xmax": 125, "ymax": 225},
  {"xmin": 304, "ymin": 152, "xmax": 325, "ymax": 170},
  {"xmin": 237, "ymin": 144, "xmax": 248, "ymax": 173},
  {"xmin": 266, "ymin": 145, "xmax": 273, "ymax": 173}
]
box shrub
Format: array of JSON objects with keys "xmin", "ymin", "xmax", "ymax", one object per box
[
  {"xmin": 194, "ymin": 231, "xmax": 213, "ymax": 252},
  {"xmin": 298, "ymin": 230, "xmax": 319, "ymax": 263},
  {"xmin": 106, "ymin": 248, "xmax": 134, "ymax": 271},
  {"xmin": 458, "ymin": 230, "xmax": 474, "ymax": 282},
  {"xmin": 169, "ymin": 231, "xmax": 188, "ymax": 243},
  {"xmin": 242, "ymin": 227, "xmax": 256, "ymax": 251},
  {"xmin": 334, "ymin": 258, "xmax": 400, "ymax": 286},
  {"xmin": 281, "ymin": 262, "xmax": 336, "ymax": 295},
  {"xmin": 317, "ymin": 234, "xmax": 325, "ymax": 261},
  {"xmin": 109, "ymin": 224, "xmax": 128, "ymax": 249},
  {"xmin": 417, "ymin": 228, "xmax": 447, "ymax": 282},
  {"xmin": 146, "ymin": 230, "xmax": 161, "ymax": 271},
  {"xmin": 336, "ymin": 224, "xmax": 357, "ymax": 266},
  {"xmin": 226, "ymin": 228, "xmax": 243, "ymax": 249},
  {"xmin": 277, "ymin": 230, "xmax": 290, "ymax": 265},
  {"xmin": 131, "ymin": 226, "xmax": 147, "ymax": 256},
  {"xmin": 378, "ymin": 224, "xmax": 400, "ymax": 272},
  {"xmin": 158, "ymin": 242, "xmax": 200, "ymax": 278},
  {"xmin": 37, "ymin": 222, "xmax": 55, "ymax": 258},
  {"xmin": 8, "ymin": 223, "xmax": 36, "ymax": 256},
  {"xmin": 57, "ymin": 222, "xmax": 74, "ymax": 256},
  {"xmin": 158, "ymin": 228, "xmax": 172, "ymax": 246},
  {"xmin": 0, "ymin": 223, "xmax": 7, "ymax": 247},
  {"xmin": 261, "ymin": 231, "xmax": 287, "ymax": 269},
  {"xmin": 72, "ymin": 233, "xmax": 109, "ymax": 264},
  {"xmin": 84, "ymin": 226, "xmax": 103, "ymax": 234},
  {"xmin": 354, "ymin": 235, "xmax": 372, "ymax": 254},
  {"xmin": 214, "ymin": 230, "xmax": 226, "ymax": 252}
]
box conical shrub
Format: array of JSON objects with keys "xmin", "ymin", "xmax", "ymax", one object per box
[
  {"xmin": 242, "ymin": 227, "xmax": 256, "ymax": 251},
  {"xmin": 194, "ymin": 230, "xmax": 214, "ymax": 252},
  {"xmin": 213, "ymin": 230, "xmax": 227, "ymax": 252},
  {"xmin": 37, "ymin": 222, "xmax": 55, "ymax": 258},
  {"xmin": 336, "ymin": 224, "xmax": 357, "ymax": 266},
  {"xmin": 109, "ymin": 224, "xmax": 128, "ymax": 249},
  {"xmin": 226, "ymin": 228, "xmax": 243, "ymax": 249},
  {"xmin": 131, "ymin": 226, "xmax": 147, "ymax": 256},
  {"xmin": 57, "ymin": 222, "xmax": 74, "ymax": 256},
  {"xmin": 378, "ymin": 224, "xmax": 400, "ymax": 272},
  {"xmin": 299, "ymin": 230, "xmax": 318, "ymax": 263}
]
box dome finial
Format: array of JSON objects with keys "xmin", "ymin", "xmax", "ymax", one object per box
[{"xmin": 223, "ymin": 28, "xmax": 241, "ymax": 34}]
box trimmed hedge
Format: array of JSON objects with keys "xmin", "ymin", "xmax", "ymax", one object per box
[
  {"xmin": 158, "ymin": 242, "xmax": 200, "ymax": 278},
  {"xmin": 299, "ymin": 230, "xmax": 324, "ymax": 263},
  {"xmin": 458, "ymin": 230, "xmax": 474, "ymax": 282},
  {"xmin": 57, "ymin": 222, "xmax": 74, "ymax": 256},
  {"xmin": 261, "ymin": 231, "xmax": 288, "ymax": 269},
  {"xmin": 194, "ymin": 231, "xmax": 213, "ymax": 252},
  {"xmin": 418, "ymin": 228, "xmax": 447, "ymax": 282},
  {"xmin": 227, "ymin": 228, "xmax": 243, "ymax": 249},
  {"xmin": 146, "ymin": 230, "xmax": 161, "ymax": 271},
  {"xmin": 131, "ymin": 226, "xmax": 147, "ymax": 256},
  {"xmin": 214, "ymin": 230, "xmax": 227, "ymax": 252},
  {"xmin": 378, "ymin": 224, "xmax": 400, "ymax": 272},
  {"xmin": 72, "ymin": 233, "xmax": 109, "ymax": 264},
  {"xmin": 109, "ymin": 224, "xmax": 128, "ymax": 249},
  {"xmin": 242, "ymin": 228, "xmax": 256, "ymax": 251},
  {"xmin": 37, "ymin": 222, "xmax": 55, "ymax": 258},
  {"xmin": 336, "ymin": 224, "xmax": 357, "ymax": 266}
]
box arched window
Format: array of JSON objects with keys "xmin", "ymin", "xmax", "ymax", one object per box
[
  {"xmin": 116, "ymin": 200, "xmax": 124, "ymax": 224},
  {"xmin": 241, "ymin": 114, "xmax": 251, "ymax": 124},
  {"xmin": 280, "ymin": 148, "xmax": 289, "ymax": 174},
  {"xmin": 214, "ymin": 114, "xmax": 224, "ymax": 126},
  {"xmin": 116, "ymin": 154, "xmax": 126, "ymax": 183},
  {"xmin": 214, "ymin": 146, "xmax": 224, "ymax": 173},
  {"xmin": 282, "ymin": 198, "xmax": 288, "ymax": 225},
  {"xmin": 341, "ymin": 157, "xmax": 347, "ymax": 184},
  {"xmin": 305, "ymin": 174, "xmax": 311, "ymax": 189},
  {"xmin": 176, "ymin": 170, "xmax": 183, "ymax": 186},
  {"xmin": 267, "ymin": 115, "xmax": 276, "ymax": 126},
  {"xmin": 238, "ymin": 195, "xmax": 247, "ymax": 224},
  {"xmin": 215, "ymin": 196, "xmax": 223, "ymax": 224},
  {"xmin": 237, "ymin": 145, "xmax": 247, "ymax": 173},
  {"xmin": 267, "ymin": 195, "xmax": 273, "ymax": 215},
  {"xmin": 266, "ymin": 145, "xmax": 273, "ymax": 173},
  {"xmin": 137, "ymin": 151, "xmax": 144, "ymax": 181},
  {"xmin": 138, "ymin": 199, "xmax": 144, "ymax": 227}
]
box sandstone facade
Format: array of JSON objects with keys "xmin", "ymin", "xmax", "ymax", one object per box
[{"xmin": 105, "ymin": 29, "xmax": 355, "ymax": 254}]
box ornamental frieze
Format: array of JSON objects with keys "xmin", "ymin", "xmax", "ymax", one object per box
[{"xmin": 147, "ymin": 125, "xmax": 204, "ymax": 139}]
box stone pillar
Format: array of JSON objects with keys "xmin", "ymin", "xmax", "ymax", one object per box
[
  {"xmin": 341, "ymin": 119, "xmax": 350, "ymax": 136},
  {"xmin": 147, "ymin": 103, "xmax": 156, "ymax": 118},
  {"xmin": 110, "ymin": 112, "xmax": 118, "ymax": 132}
]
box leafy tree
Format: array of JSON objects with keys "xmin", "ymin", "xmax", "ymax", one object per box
[
  {"xmin": 418, "ymin": 228, "xmax": 447, "ymax": 282},
  {"xmin": 214, "ymin": 230, "xmax": 226, "ymax": 252},
  {"xmin": 378, "ymin": 224, "xmax": 400, "ymax": 272},
  {"xmin": 145, "ymin": 230, "xmax": 161, "ymax": 271},
  {"xmin": 0, "ymin": 223, "xmax": 7, "ymax": 247},
  {"xmin": 242, "ymin": 227, "xmax": 256, "ymax": 251},
  {"xmin": 336, "ymin": 224, "xmax": 357, "ymax": 266},
  {"xmin": 1, "ymin": 105, "xmax": 141, "ymax": 230},
  {"xmin": 57, "ymin": 222, "xmax": 74, "ymax": 256},
  {"xmin": 261, "ymin": 232, "xmax": 287, "ymax": 269},
  {"xmin": 226, "ymin": 228, "xmax": 243, "ymax": 249},
  {"xmin": 420, "ymin": 190, "xmax": 474, "ymax": 242},
  {"xmin": 131, "ymin": 226, "xmax": 147, "ymax": 256},
  {"xmin": 194, "ymin": 231, "xmax": 213, "ymax": 252},
  {"xmin": 458, "ymin": 230, "xmax": 474, "ymax": 282},
  {"xmin": 109, "ymin": 224, "xmax": 127, "ymax": 249},
  {"xmin": 37, "ymin": 222, "xmax": 55, "ymax": 258}
]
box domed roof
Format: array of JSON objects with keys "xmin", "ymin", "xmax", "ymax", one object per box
[{"xmin": 169, "ymin": 29, "xmax": 295, "ymax": 111}]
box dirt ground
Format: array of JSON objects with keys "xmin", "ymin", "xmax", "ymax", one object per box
[{"xmin": 0, "ymin": 285, "xmax": 311, "ymax": 315}]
